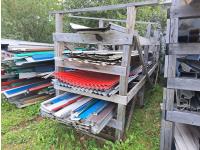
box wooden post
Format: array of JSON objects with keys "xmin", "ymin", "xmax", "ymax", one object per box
[
  {"xmin": 144, "ymin": 24, "xmax": 151, "ymax": 65},
  {"xmin": 55, "ymin": 13, "xmax": 64, "ymax": 95},
  {"xmin": 115, "ymin": 6, "xmax": 136, "ymax": 140},
  {"xmin": 98, "ymin": 19, "xmax": 104, "ymax": 51}
]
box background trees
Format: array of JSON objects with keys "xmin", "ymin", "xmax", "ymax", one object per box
[{"xmin": 1, "ymin": 0, "xmax": 167, "ymax": 43}]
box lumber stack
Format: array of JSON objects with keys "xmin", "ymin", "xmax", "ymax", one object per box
[{"xmin": 1, "ymin": 39, "xmax": 55, "ymax": 108}]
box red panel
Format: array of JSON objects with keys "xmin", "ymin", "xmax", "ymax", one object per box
[
  {"xmin": 54, "ymin": 70, "xmax": 119, "ymax": 90},
  {"xmin": 52, "ymin": 95, "xmax": 84, "ymax": 111}
]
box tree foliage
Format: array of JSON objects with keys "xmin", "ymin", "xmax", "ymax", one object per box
[{"xmin": 2, "ymin": 0, "xmax": 167, "ymax": 43}]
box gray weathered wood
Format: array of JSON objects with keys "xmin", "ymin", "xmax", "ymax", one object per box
[
  {"xmin": 166, "ymin": 111, "xmax": 200, "ymax": 126},
  {"xmin": 109, "ymin": 22, "xmax": 127, "ymax": 33},
  {"xmin": 50, "ymin": 0, "xmax": 158, "ymax": 14},
  {"xmin": 53, "ymin": 32, "xmax": 134, "ymax": 45},
  {"xmin": 125, "ymin": 96, "xmax": 137, "ymax": 130},
  {"xmin": 137, "ymin": 86, "xmax": 145, "ymax": 107},
  {"xmin": 54, "ymin": 84, "xmax": 128, "ymax": 105},
  {"xmin": 167, "ymin": 78, "xmax": 200, "ymax": 91},
  {"xmin": 169, "ymin": 18, "xmax": 178, "ymax": 43},
  {"xmin": 169, "ymin": 43, "xmax": 200, "ymax": 55},
  {"xmin": 127, "ymin": 62, "xmax": 157, "ymax": 103},
  {"xmin": 55, "ymin": 58, "xmax": 127, "ymax": 76},
  {"xmin": 55, "ymin": 13, "xmax": 64, "ymax": 96},
  {"xmin": 98, "ymin": 20, "xmax": 104, "ymax": 50},
  {"xmin": 136, "ymin": 37, "xmax": 153, "ymax": 86},
  {"xmin": 171, "ymin": 5, "xmax": 200, "ymax": 18},
  {"xmin": 166, "ymin": 55, "xmax": 176, "ymax": 78},
  {"xmin": 68, "ymin": 15, "xmax": 159, "ymax": 25},
  {"xmin": 161, "ymin": 88, "xmax": 175, "ymax": 150}
]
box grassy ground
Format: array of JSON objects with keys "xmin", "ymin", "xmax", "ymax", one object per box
[{"xmin": 2, "ymin": 84, "xmax": 163, "ymax": 150}]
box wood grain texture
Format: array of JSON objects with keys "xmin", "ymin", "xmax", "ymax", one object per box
[{"xmin": 53, "ymin": 32, "xmax": 134, "ymax": 45}]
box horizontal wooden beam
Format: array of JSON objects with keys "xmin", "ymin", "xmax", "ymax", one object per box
[
  {"xmin": 167, "ymin": 78, "xmax": 200, "ymax": 91},
  {"xmin": 55, "ymin": 58, "xmax": 127, "ymax": 76},
  {"xmin": 68, "ymin": 15, "xmax": 160, "ymax": 25},
  {"xmin": 166, "ymin": 110, "xmax": 200, "ymax": 126},
  {"xmin": 127, "ymin": 63, "xmax": 157, "ymax": 102},
  {"xmin": 169, "ymin": 43, "xmax": 200, "ymax": 55},
  {"xmin": 69, "ymin": 15, "xmax": 126, "ymax": 23},
  {"xmin": 171, "ymin": 5, "xmax": 200, "ymax": 18},
  {"xmin": 50, "ymin": 0, "xmax": 158, "ymax": 14},
  {"xmin": 53, "ymin": 32, "xmax": 134, "ymax": 45},
  {"xmin": 54, "ymin": 84, "xmax": 128, "ymax": 105}
]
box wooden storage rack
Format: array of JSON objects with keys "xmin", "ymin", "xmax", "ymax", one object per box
[
  {"xmin": 160, "ymin": 0, "xmax": 200, "ymax": 149},
  {"xmin": 51, "ymin": 0, "xmax": 160, "ymax": 140}
]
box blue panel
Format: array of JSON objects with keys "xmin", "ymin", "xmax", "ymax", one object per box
[
  {"xmin": 5, "ymin": 81, "xmax": 47, "ymax": 95},
  {"xmin": 79, "ymin": 100, "xmax": 108, "ymax": 120},
  {"xmin": 32, "ymin": 53, "xmax": 54, "ymax": 60},
  {"xmin": 51, "ymin": 93, "xmax": 77, "ymax": 104},
  {"xmin": 74, "ymin": 99, "xmax": 99, "ymax": 113}
]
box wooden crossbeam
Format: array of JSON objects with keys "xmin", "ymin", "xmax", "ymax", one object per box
[{"xmin": 50, "ymin": 0, "xmax": 158, "ymax": 14}]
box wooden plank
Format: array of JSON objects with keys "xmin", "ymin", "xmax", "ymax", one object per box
[
  {"xmin": 53, "ymin": 32, "xmax": 134, "ymax": 45},
  {"xmin": 166, "ymin": 19, "xmax": 170, "ymax": 44},
  {"xmin": 69, "ymin": 15, "xmax": 127, "ymax": 23},
  {"xmin": 127, "ymin": 62, "xmax": 157, "ymax": 102},
  {"xmin": 110, "ymin": 22, "xmax": 127, "ymax": 33},
  {"xmin": 167, "ymin": 78, "xmax": 200, "ymax": 91},
  {"xmin": 169, "ymin": 43, "xmax": 200, "ymax": 55},
  {"xmin": 171, "ymin": 5, "xmax": 200, "ymax": 18},
  {"xmin": 55, "ymin": 58, "xmax": 127, "ymax": 76},
  {"xmin": 68, "ymin": 15, "xmax": 159, "ymax": 25},
  {"xmin": 116, "ymin": 6, "xmax": 136, "ymax": 139},
  {"xmin": 98, "ymin": 20, "xmax": 104, "ymax": 50},
  {"xmin": 50, "ymin": 0, "xmax": 158, "ymax": 14},
  {"xmin": 166, "ymin": 55, "xmax": 176, "ymax": 78},
  {"xmin": 125, "ymin": 96, "xmax": 137, "ymax": 130},
  {"xmin": 166, "ymin": 111, "xmax": 200, "ymax": 126},
  {"xmin": 164, "ymin": 55, "xmax": 169, "ymax": 78},
  {"xmin": 160, "ymin": 88, "xmax": 167, "ymax": 150},
  {"xmin": 54, "ymin": 84, "xmax": 128, "ymax": 105},
  {"xmin": 169, "ymin": 18, "xmax": 178, "ymax": 43},
  {"xmin": 116, "ymin": 45, "xmax": 132, "ymax": 140},
  {"xmin": 137, "ymin": 86, "xmax": 145, "ymax": 107},
  {"xmin": 55, "ymin": 13, "xmax": 64, "ymax": 96},
  {"xmin": 136, "ymin": 37, "xmax": 153, "ymax": 86},
  {"xmin": 160, "ymin": 88, "xmax": 175, "ymax": 150}
]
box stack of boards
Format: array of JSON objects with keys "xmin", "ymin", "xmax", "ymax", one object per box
[
  {"xmin": 1, "ymin": 39, "xmax": 55, "ymax": 108},
  {"xmin": 40, "ymin": 92, "xmax": 115, "ymax": 134}
]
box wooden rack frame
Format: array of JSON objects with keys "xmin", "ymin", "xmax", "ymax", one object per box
[
  {"xmin": 52, "ymin": 0, "xmax": 160, "ymax": 140},
  {"xmin": 160, "ymin": 0, "xmax": 200, "ymax": 149}
]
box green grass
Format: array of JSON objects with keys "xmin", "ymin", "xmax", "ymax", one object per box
[{"xmin": 1, "ymin": 84, "xmax": 163, "ymax": 150}]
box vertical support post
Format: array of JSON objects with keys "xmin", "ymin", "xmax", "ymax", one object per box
[
  {"xmin": 55, "ymin": 13, "xmax": 64, "ymax": 95},
  {"xmin": 144, "ymin": 24, "xmax": 151, "ymax": 65},
  {"xmin": 98, "ymin": 19, "xmax": 104, "ymax": 51},
  {"xmin": 115, "ymin": 6, "xmax": 136, "ymax": 140},
  {"xmin": 137, "ymin": 86, "xmax": 145, "ymax": 107},
  {"xmin": 161, "ymin": 11, "xmax": 178, "ymax": 149}
]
